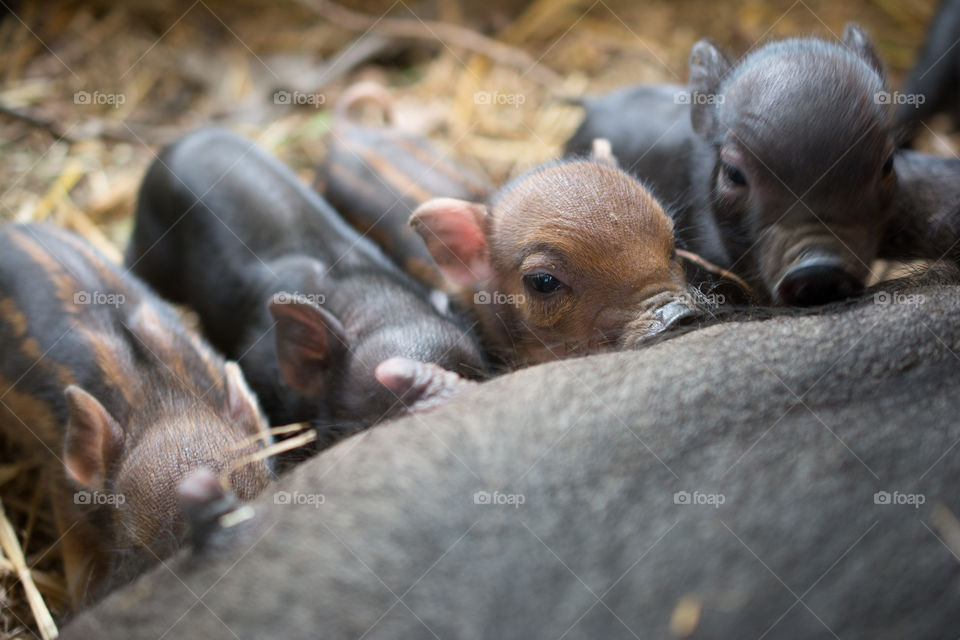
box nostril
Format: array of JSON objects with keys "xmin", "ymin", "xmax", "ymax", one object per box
[{"xmin": 776, "ymin": 263, "xmax": 863, "ymax": 306}]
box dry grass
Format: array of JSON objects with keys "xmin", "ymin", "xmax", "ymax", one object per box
[{"xmin": 0, "ymin": 0, "xmax": 944, "ymax": 636}]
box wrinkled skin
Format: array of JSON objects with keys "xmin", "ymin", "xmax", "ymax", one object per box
[
  {"xmin": 567, "ymin": 25, "xmax": 898, "ymax": 306},
  {"xmin": 410, "ymin": 154, "xmax": 695, "ymax": 368},
  {"xmin": 128, "ymin": 129, "xmax": 487, "ymax": 449},
  {"xmin": 64, "ymin": 269, "xmax": 960, "ymax": 639},
  {"xmin": 0, "ymin": 223, "xmax": 272, "ymax": 607}
]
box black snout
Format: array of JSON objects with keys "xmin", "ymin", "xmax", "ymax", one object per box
[{"xmin": 776, "ymin": 261, "xmax": 863, "ymax": 306}]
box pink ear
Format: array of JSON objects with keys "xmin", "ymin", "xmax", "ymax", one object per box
[
  {"xmin": 223, "ymin": 361, "xmax": 271, "ymax": 439},
  {"xmin": 409, "ymin": 198, "xmax": 493, "ymax": 286},
  {"xmin": 374, "ymin": 357, "xmax": 476, "ymax": 413},
  {"xmin": 63, "ymin": 385, "xmax": 124, "ymax": 490},
  {"xmin": 268, "ymin": 293, "xmax": 348, "ymax": 396}
]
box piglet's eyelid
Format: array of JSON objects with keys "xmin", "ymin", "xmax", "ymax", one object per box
[
  {"xmin": 519, "ymin": 253, "xmax": 564, "ymax": 274},
  {"xmin": 719, "ymin": 152, "xmax": 748, "ymax": 174}
]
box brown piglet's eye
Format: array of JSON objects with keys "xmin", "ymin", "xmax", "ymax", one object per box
[{"xmin": 523, "ymin": 272, "xmax": 564, "ymax": 294}]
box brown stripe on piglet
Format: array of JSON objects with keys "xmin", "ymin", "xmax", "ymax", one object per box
[
  {"xmin": 341, "ymin": 137, "xmax": 435, "ymax": 204},
  {"xmin": 0, "ymin": 297, "xmax": 76, "ymax": 389},
  {"xmin": 126, "ymin": 301, "xmax": 228, "ymax": 398},
  {"xmin": 392, "ymin": 136, "xmax": 489, "ymax": 199},
  {"xmin": 46, "ymin": 224, "xmax": 128, "ymax": 292},
  {"xmin": 7, "ymin": 228, "xmax": 82, "ymax": 314},
  {"xmin": 76, "ymin": 327, "xmax": 143, "ymax": 407},
  {"xmin": 0, "ymin": 372, "xmax": 62, "ymax": 452}
]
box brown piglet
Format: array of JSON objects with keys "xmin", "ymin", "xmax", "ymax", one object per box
[
  {"xmin": 0, "ymin": 223, "xmax": 273, "ymax": 607},
  {"xmin": 410, "ymin": 142, "xmax": 696, "ymax": 367}
]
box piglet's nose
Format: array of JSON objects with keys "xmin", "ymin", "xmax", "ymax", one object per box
[
  {"xmin": 776, "ymin": 260, "xmax": 863, "ymax": 306},
  {"xmin": 627, "ymin": 299, "xmax": 702, "ymax": 348},
  {"xmin": 654, "ymin": 300, "xmax": 700, "ymax": 331}
]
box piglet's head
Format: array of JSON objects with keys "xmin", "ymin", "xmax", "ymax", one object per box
[
  {"xmin": 410, "ymin": 156, "xmax": 694, "ymax": 366},
  {"xmin": 268, "ymin": 291, "xmax": 485, "ymax": 442},
  {"xmin": 689, "ymin": 24, "xmax": 895, "ymax": 305},
  {"xmin": 62, "ymin": 361, "xmax": 273, "ymax": 592}
]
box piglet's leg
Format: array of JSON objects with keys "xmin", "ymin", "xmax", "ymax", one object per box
[{"xmin": 375, "ymin": 358, "xmax": 477, "ymax": 414}]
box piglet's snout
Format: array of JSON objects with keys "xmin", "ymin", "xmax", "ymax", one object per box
[
  {"xmin": 775, "ymin": 253, "xmax": 864, "ymax": 306},
  {"xmin": 621, "ymin": 297, "xmax": 701, "ymax": 348},
  {"xmin": 655, "ymin": 300, "xmax": 700, "ymax": 329}
]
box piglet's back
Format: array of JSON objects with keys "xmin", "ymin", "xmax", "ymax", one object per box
[
  {"xmin": 141, "ymin": 128, "xmax": 397, "ymax": 271},
  {"xmin": 0, "ymin": 223, "xmax": 239, "ymax": 442}
]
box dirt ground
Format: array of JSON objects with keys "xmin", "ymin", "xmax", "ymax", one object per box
[{"xmin": 0, "ymin": 0, "xmax": 949, "ymax": 636}]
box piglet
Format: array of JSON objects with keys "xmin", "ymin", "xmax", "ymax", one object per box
[
  {"xmin": 409, "ymin": 143, "xmax": 695, "ymax": 368},
  {"xmin": 895, "ymin": 0, "xmax": 960, "ymax": 146},
  {"xmin": 567, "ymin": 25, "xmax": 897, "ymax": 306},
  {"xmin": 315, "ymin": 82, "xmax": 492, "ymax": 290},
  {"xmin": 0, "ymin": 223, "xmax": 273, "ymax": 606},
  {"xmin": 127, "ymin": 128, "xmax": 487, "ymax": 449},
  {"xmin": 882, "ymin": 149, "xmax": 960, "ymax": 262}
]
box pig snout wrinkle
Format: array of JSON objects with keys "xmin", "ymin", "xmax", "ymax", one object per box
[{"xmin": 776, "ymin": 258, "xmax": 864, "ymax": 306}]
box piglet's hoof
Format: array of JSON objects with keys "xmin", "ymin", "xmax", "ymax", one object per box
[{"xmin": 375, "ymin": 357, "xmax": 477, "ymax": 414}]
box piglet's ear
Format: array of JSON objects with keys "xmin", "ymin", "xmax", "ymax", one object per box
[
  {"xmin": 64, "ymin": 385, "xmax": 124, "ymax": 491},
  {"xmin": 590, "ymin": 138, "xmax": 619, "ymax": 169},
  {"xmin": 843, "ymin": 23, "xmax": 884, "ymax": 79},
  {"xmin": 269, "ymin": 293, "xmax": 348, "ymax": 396},
  {"xmin": 689, "ymin": 39, "xmax": 732, "ymax": 139},
  {"xmin": 223, "ymin": 361, "xmax": 271, "ymax": 441},
  {"xmin": 409, "ymin": 198, "xmax": 493, "ymax": 287},
  {"xmin": 375, "ymin": 357, "xmax": 477, "ymax": 414}
]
